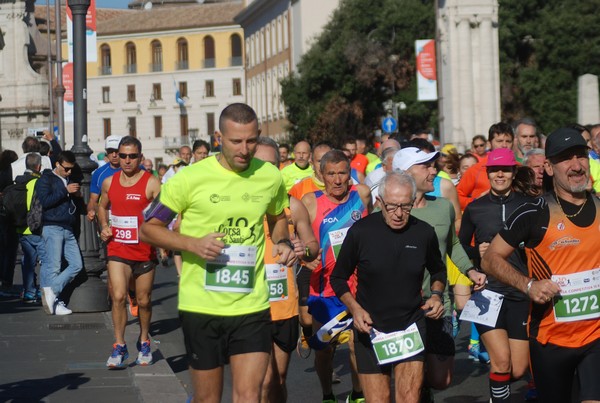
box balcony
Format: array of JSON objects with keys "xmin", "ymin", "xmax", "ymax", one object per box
[
  {"xmin": 99, "ymin": 65, "xmax": 112, "ymax": 75},
  {"xmin": 150, "ymin": 63, "xmax": 163, "ymax": 72},
  {"xmin": 230, "ymin": 56, "xmax": 243, "ymax": 67},
  {"xmin": 164, "ymin": 135, "xmax": 190, "ymax": 152},
  {"xmin": 124, "ymin": 64, "xmax": 137, "ymax": 74},
  {"xmin": 176, "ymin": 60, "xmax": 189, "ymax": 70},
  {"xmin": 203, "ymin": 58, "xmax": 215, "ymax": 68}
]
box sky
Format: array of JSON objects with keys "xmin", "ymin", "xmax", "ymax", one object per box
[{"xmin": 48, "ymin": 0, "xmax": 129, "ymax": 9}]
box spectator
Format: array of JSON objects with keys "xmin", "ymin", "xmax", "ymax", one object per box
[
  {"xmin": 0, "ymin": 150, "xmax": 19, "ymax": 297},
  {"xmin": 11, "ymin": 136, "xmax": 53, "ymax": 181}
]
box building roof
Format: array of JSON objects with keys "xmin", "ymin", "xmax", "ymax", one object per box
[
  {"xmin": 97, "ymin": 3, "xmax": 243, "ymax": 36},
  {"xmin": 34, "ymin": 5, "xmax": 132, "ymax": 36}
]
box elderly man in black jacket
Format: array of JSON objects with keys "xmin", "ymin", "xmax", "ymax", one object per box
[{"xmin": 36, "ymin": 151, "xmax": 83, "ymax": 315}]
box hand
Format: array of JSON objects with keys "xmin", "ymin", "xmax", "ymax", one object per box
[
  {"xmin": 479, "ymin": 242, "xmax": 490, "ymax": 258},
  {"xmin": 304, "ymin": 249, "xmax": 322, "ymax": 270},
  {"xmin": 188, "ymin": 232, "xmax": 226, "ymax": 261},
  {"xmin": 273, "ymin": 242, "xmax": 298, "ymax": 267},
  {"xmin": 67, "ymin": 183, "xmax": 80, "ymax": 194},
  {"xmin": 422, "ymin": 295, "xmax": 444, "ymax": 319},
  {"xmin": 351, "ymin": 306, "xmax": 373, "ymax": 333},
  {"xmin": 86, "ymin": 209, "xmax": 96, "ymax": 222},
  {"xmin": 468, "ymin": 270, "xmax": 487, "ymax": 291},
  {"xmin": 100, "ymin": 226, "xmax": 112, "ymax": 242},
  {"xmin": 290, "ymin": 233, "xmax": 306, "ymax": 259},
  {"xmin": 43, "ymin": 130, "xmax": 55, "ymax": 141},
  {"xmin": 528, "ymin": 279, "xmax": 561, "ymax": 305}
]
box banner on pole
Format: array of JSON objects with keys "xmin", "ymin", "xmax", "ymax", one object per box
[{"xmin": 415, "ymin": 39, "xmax": 437, "ymax": 101}]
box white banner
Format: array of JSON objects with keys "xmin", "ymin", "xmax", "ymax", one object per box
[
  {"xmin": 415, "ymin": 39, "xmax": 437, "ymax": 101},
  {"xmin": 66, "ymin": 0, "xmax": 97, "ymax": 62}
]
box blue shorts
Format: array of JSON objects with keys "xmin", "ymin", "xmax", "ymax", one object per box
[{"xmin": 307, "ymin": 295, "xmax": 347, "ymax": 325}]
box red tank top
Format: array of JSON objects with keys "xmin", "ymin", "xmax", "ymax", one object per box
[{"xmin": 107, "ymin": 171, "xmax": 155, "ymax": 261}]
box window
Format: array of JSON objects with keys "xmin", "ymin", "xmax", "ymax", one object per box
[
  {"xmin": 154, "ymin": 116, "xmax": 162, "ymax": 138},
  {"xmin": 180, "ymin": 114, "xmax": 188, "ymax": 137},
  {"xmin": 152, "ymin": 83, "xmax": 162, "ymax": 101},
  {"xmin": 154, "ymin": 157, "xmax": 163, "ymax": 169},
  {"xmin": 103, "ymin": 118, "xmax": 111, "ymax": 138},
  {"xmin": 232, "ymin": 78, "xmax": 241, "ymax": 96},
  {"xmin": 177, "ymin": 38, "xmax": 189, "ymax": 70},
  {"xmin": 102, "ymin": 86, "xmax": 110, "ymax": 103},
  {"xmin": 179, "ymin": 81, "xmax": 188, "ymax": 98},
  {"xmin": 125, "ymin": 42, "xmax": 136, "ymax": 73},
  {"xmin": 100, "ymin": 44, "xmax": 111, "ymax": 75},
  {"xmin": 203, "ymin": 36, "xmax": 215, "ymax": 68},
  {"xmin": 128, "ymin": 117, "xmax": 137, "ymax": 137},
  {"xmin": 205, "ymin": 80, "xmax": 214, "ymax": 97},
  {"xmin": 230, "ymin": 34, "xmax": 242, "ymax": 66},
  {"xmin": 127, "ymin": 85, "xmax": 136, "ymax": 102},
  {"xmin": 206, "ymin": 112, "xmax": 215, "ymax": 137},
  {"xmin": 151, "ymin": 40, "xmax": 162, "ymax": 72}
]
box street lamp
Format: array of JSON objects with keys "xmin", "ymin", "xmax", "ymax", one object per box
[{"xmin": 65, "ymin": 0, "xmax": 108, "ymax": 312}]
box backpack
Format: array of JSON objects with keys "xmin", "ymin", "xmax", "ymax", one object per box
[
  {"xmin": 26, "ymin": 190, "xmax": 43, "ymax": 235},
  {"xmin": 1, "ymin": 182, "xmax": 29, "ymax": 227}
]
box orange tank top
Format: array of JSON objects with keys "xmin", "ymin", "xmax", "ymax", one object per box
[{"xmin": 526, "ymin": 196, "xmax": 600, "ymax": 347}]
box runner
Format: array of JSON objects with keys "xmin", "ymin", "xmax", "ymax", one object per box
[
  {"xmin": 482, "ymin": 127, "xmax": 600, "ymax": 403},
  {"xmin": 331, "ymin": 171, "xmax": 446, "ymax": 402},
  {"xmin": 140, "ymin": 103, "xmax": 296, "ymax": 403},
  {"xmin": 458, "ymin": 148, "xmax": 535, "ymax": 402},
  {"xmin": 301, "ymin": 149, "xmax": 372, "ymax": 403},
  {"xmin": 254, "ymin": 137, "xmax": 319, "ymax": 402},
  {"xmin": 98, "ymin": 136, "xmax": 161, "ymax": 368}
]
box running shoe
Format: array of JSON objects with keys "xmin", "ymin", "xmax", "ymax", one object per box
[
  {"xmin": 127, "ymin": 291, "xmax": 139, "ymax": 317},
  {"xmin": 54, "ymin": 301, "xmax": 72, "ymax": 316},
  {"xmin": 345, "ymin": 394, "xmax": 365, "ymax": 403},
  {"xmin": 525, "ymin": 379, "xmax": 538, "ymax": 401},
  {"xmin": 22, "ymin": 291, "xmax": 38, "ymax": 304},
  {"xmin": 296, "ymin": 334, "xmax": 311, "ymax": 359},
  {"xmin": 468, "ymin": 342, "xmax": 490, "ymax": 363},
  {"xmin": 107, "ymin": 343, "xmax": 129, "ymax": 368},
  {"xmin": 136, "ymin": 339, "xmax": 153, "ymax": 365}
]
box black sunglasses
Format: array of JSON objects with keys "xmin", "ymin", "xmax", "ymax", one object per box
[
  {"xmin": 119, "ymin": 153, "xmax": 140, "ymax": 160},
  {"xmin": 59, "ymin": 163, "xmax": 73, "ymax": 172}
]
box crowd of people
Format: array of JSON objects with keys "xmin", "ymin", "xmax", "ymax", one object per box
[{"xmin": 1, "ymin": 104, "xmax": 600, "ymax": 403}]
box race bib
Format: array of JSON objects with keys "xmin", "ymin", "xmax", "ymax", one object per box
[
  {"xmin": 552, "ymin": 269, "xmax": 600, "ymax": 322},
  {"xmin": 111, "ymin": 214, "xmax": 139, "ymax": 244},
  {"xmin": 459, "ymin": 289, "xmax": 504, "ymax": 328},
  {"xmin": 205, "ymin": 245, "xmax": 257, "ymax": 293},
  {"xmin": 328, "ymin": 227, "xmax": 349, "ymax": 261},
  {"xmin": 370, "ymin": 323, "xmax": 425, "ymax": 365},
  {"xmin": 266, "ymin": 263, "xmax": 288, "ymax": 302}
]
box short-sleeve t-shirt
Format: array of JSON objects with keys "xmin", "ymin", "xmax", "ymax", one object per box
[
  {"xmin": 159, "ymin": 155, "xmax": 288, "ymax": 316},
  {"xmin": 91, "ymin": 164, "xmax": 120, "ymax": 195}
]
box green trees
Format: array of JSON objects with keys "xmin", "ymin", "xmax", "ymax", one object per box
[{"xmin": 281, "ymin": 0, "xmax": 600, "ymax": 143}]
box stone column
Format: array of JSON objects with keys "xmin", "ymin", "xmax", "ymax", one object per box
[{"xmin": 578, "ymin": 74, "xmax": 600, "ymax": 125}]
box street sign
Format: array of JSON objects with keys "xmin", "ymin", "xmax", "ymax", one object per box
[{"xmin": 382, "ymin": 117, "xmax": 397, "ymax": 133}]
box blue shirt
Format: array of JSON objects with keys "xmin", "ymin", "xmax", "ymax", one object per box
[{"xmin": 90, "ymin": 164, "xmax": 120, "ymax": 195}]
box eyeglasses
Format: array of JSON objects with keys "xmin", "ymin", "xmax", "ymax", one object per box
[
  {"xmin": 59, "ymin": 163, "xmax": 73, "ymax": 172},
  {"xmin": 379, "ymin": 197, "xmax": 414, "ymax": 214},
  {"xmin": 119, "ymin": 153, "xmax": 140, "ymax": 160},
  {"xmin": 473, "ymin": 143, "xmax": 486, "ymax": 148},
  {"xmin": 106, "ymin": 149, "xmax": 118, "ymax": 154}
]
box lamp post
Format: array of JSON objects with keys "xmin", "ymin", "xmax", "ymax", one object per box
[{"xmin": 67, "ymin": 0, "xmax": 108, "ymax": 312}]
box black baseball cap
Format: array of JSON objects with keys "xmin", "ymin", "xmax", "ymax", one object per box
[{"xmin": 545, "ymin": 127, "xmax": 588, "ymax": 158}]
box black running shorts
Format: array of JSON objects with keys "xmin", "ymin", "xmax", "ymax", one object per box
[
  {"xmin": 529, "ymin": 337, "xmax": 600, "ymax": 402},
  {"xmin": 425, "ymin": 316, "xmax": 455, "ymax": 356},
  {"xmin": 272, "ymin": 316, "xmax": 300, "ymax": 354},
  {"xmin": 475, "ymin": 298, "xmax": 529, "ymax": 340},
  {"xmin": 180, "ymin": 309, "xmax": 272, "ymax": 370},
  {"xmin": 107, "ymin": 256, "xmax": 156, "ymax": 276}
]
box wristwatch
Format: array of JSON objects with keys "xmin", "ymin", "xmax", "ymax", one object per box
[{"xmin": 430, "ymin": 290, "xmax": 445, "ymax": 304}]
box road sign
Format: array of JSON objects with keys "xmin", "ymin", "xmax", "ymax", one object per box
[{"xmin": 382, "ymin": 117, "xmax": 397, "ymax": 133}]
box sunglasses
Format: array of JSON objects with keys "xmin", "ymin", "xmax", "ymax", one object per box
[
  {"xmin": 60, "ymin": 163, "xmax": 74, "ymax": 172},
  {"xmin": 119, "ymin": 153, "xmax": 140, "ymax": 160},
  {"xmin": 106, "ymin": 149, "xmax": 118, "ymax": 154},
  {"xmin": 473, "ymin": 143, "xmax": 486, "ymax": 148}
]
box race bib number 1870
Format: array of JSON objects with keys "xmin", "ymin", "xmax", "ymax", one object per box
[
  {"xmin": 370, "ymin": 323, "xmax": 424, "ymax": 365},
  {"xmin": 205, "ymin": 245, "xmax": 257, "ymax": 293},
  {"xmin": 552, "ymin": 269, "xmax": 600, "ymax": 322}
]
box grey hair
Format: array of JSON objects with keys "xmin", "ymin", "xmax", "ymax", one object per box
[
  {"xmin": 320, "ymin": 149, "xmax": 350, "ymax": 174},
  {"xmin": 381, "ymin": 147, "xmax": 400, "ymax": 166},
  {"xmin": 524, "ymin": 148, "xmax": 545, "ymax": 164},
  {"xmin": 379, "ymin": 171, "xmax": 417, "ymax": 201},
  {"xmin": 257, "ymin": 136, "xmax": 281, "ymax": 163},
  {"xmin": 25, "ymin": 152, "xmax": 42, "ymax": 172}
]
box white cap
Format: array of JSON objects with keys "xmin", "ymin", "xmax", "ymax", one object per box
[
  {"xmin": 392, "ymin": 147, "xmax": 439, "ymax": 171},
  {"xmin": 104, "ymin": 135, "xmax": 122, "ymax": 150}
]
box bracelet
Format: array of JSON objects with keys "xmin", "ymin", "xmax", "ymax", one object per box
[
  {"xmin": 277, "ymin": 239, "xmax": 294, "ymax": 250},
  {"xmin": 526, "ymin": 278, "xmax": 535, "ymax": 296}
]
